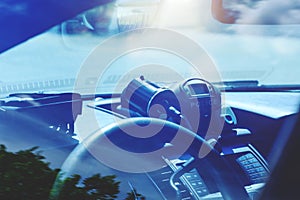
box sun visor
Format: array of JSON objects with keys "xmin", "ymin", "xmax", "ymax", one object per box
[{"xmin": 0, "ymin": 0, "xmax": 115, "ymax": 53}]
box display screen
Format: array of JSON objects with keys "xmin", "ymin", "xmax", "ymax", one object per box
[{"xmin": 188, "ymin": 83, "xmax": 209, "ymax": 95}]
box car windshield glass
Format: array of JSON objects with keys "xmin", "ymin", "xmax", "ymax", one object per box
[
  {"xmin": 1, "ymin": 1, "xmax": 300, "ymax": 200},
  {"xmin": 1, "ymin": 0, "xmax": 300, "ymax": 97}
]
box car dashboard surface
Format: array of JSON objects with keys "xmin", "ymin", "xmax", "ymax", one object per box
[{"xmin": 0, "ymin": 83, "xmax": 299, "ymax": 199}]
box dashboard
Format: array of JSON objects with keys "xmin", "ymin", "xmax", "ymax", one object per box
[{"xmin": 0, "ymin": 77, "xmax": 299, "ymax": 199}]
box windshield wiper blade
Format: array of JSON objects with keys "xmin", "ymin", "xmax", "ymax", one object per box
[
  {"xmin": 215, "ymin": 80, "xmax": 259, "ymax": 89},
  {"xmin": 213, "ymin": 80, "xmax": 300, "ymax": 92}
]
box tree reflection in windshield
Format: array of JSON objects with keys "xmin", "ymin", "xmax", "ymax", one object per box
[{"xmin": 0, "ymin": 145, "xmax": 146, "ymax": 200}]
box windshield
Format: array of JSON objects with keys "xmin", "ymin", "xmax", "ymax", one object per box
[
  {"xmin": 2, "ymin": 1, "xmax": 300, "ymax": 200},
  {"xmin": 1, "ymin": 0, "xmax": 300, "ymax": 97}
]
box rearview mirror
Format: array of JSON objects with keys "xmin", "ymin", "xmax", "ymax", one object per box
[{"xmin": 211, "ymin": 0, "xmax": 300, "ymax": 25}]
